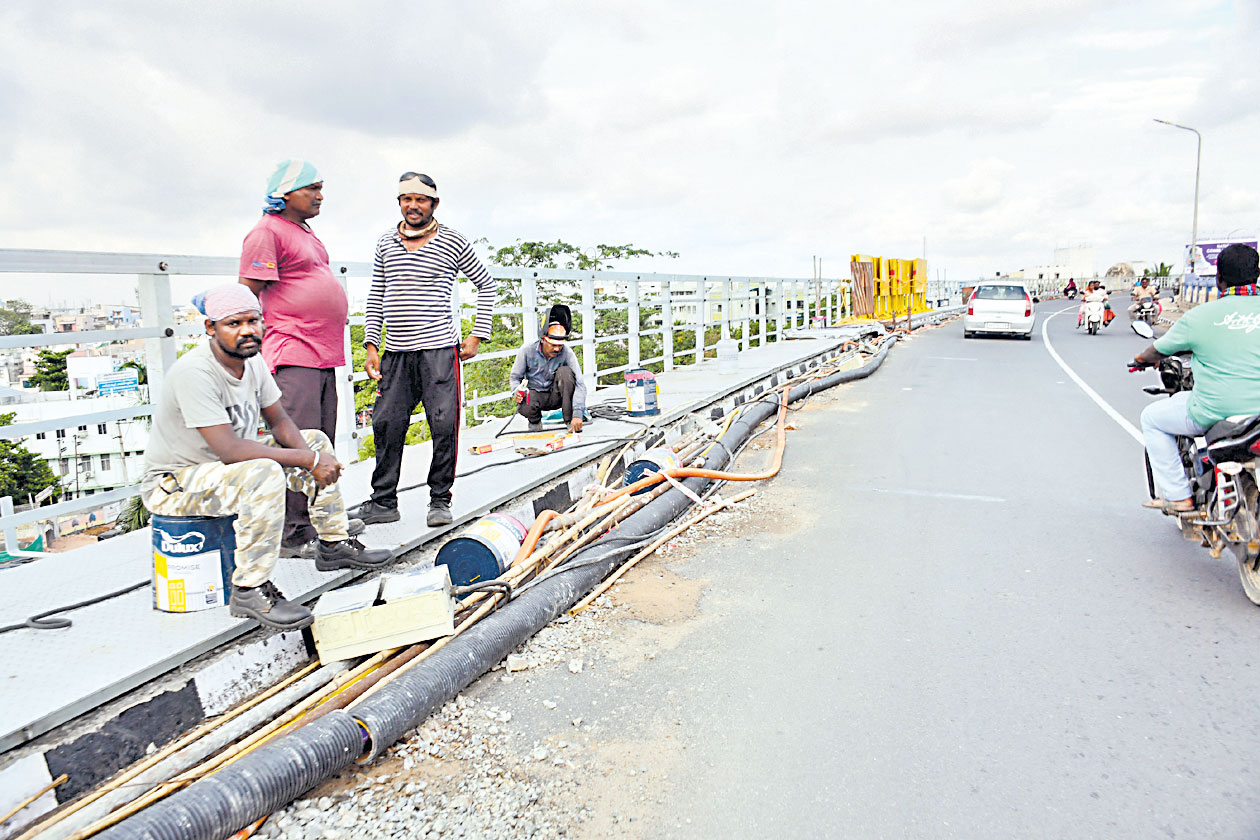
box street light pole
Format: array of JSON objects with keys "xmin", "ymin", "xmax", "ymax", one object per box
[{"xmin": 1154, "ymin": 118, "xmax": 1202, "ymax": 275}]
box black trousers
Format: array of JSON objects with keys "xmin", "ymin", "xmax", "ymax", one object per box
[
  {"xmin": 370, "ymin": 347, "xmax": 461, "ymax": 507},
  {"xmin": 273, "ymin": 365, "xmax": 338, "ymax": 546},
  {"xmin": 516, "ymin": 366, "xmax": 577, "ymax": 424}
]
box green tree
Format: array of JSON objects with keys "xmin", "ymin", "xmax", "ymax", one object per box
[
  {"xmin": 118, "ymin": 360, "xmax": 147, "ymax": 386},
  {"xmin": 0, "ymin": 299, "xmax": 43, "ymax": 337},
  {"xmin": 118, "ymin": 495, "xmax": 150, "ymax": 532},
  {"xmin": 0, "ymin": 413, "xmax": 61, "ymax": 503},
  {"xmin": 481, "ymin": 240, "xmax": 678, "ymax": 271},
  {"xmin": 29, "ymin": 348, "xmax": 73, "ymax": 391}
]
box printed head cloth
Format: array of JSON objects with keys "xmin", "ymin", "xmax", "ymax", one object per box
[
  {"xmin": 398, "ymin": 173, "xmax": 439, "ymax": 199},
  {"xmin": 266, "ymin": 159, "xmax": 322, "ymax": 199},
  {"xmin": 193, "ymin": 284, "xmax": 263, "ymax": 322}
]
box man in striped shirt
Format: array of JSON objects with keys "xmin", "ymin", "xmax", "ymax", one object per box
[{"xmin": 353, "ymin": 172, "xmax": 497, "ymax": 528}]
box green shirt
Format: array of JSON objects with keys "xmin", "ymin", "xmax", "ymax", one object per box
[{"xmin": 1154, "ymin": 295, "xmax": 1260, "ymax": 427}]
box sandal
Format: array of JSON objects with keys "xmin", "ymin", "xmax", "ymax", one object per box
[{"xmin": 1142, "ymin": 498, "xmax": 1194, "ymax": 513}]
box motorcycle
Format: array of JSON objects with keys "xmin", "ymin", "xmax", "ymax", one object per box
[
  {"xmin": 1135, "ymin": 296, "xmax": 1161, "ymax": 326},
  {"xmin": 1063, "ymin": 285, "xmax": 1078, "ymax": 299},
  {"xmin": 1083, "ymin": 299, "xmax": 1105, "ymax": 335},
  {"xmin": 1130, "ymin": 320, "xmax": 1260, "ymax": 604}
]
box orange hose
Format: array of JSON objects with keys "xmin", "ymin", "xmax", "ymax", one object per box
[
  {"xmin": 595, "ymin": 393, "xmax": 790, "ymax": 507},
  {"xmin": 511, "ymin": 509, "xmax": 558, "ymax": 568}
]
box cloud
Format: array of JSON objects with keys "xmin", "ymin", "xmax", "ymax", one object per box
[{"xmin": 943, "ymin": 158, "xmax": 1015, "ymax": 212}]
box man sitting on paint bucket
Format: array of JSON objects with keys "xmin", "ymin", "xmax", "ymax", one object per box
[
  {"xmin": 509, "ymin": 305, "xmax": 587, "ymax": 433},
  {"xmin": 141, "ymin": 284, "xmax": 395, "ymax": 631}
]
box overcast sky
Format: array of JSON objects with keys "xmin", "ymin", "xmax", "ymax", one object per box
[{"xmin": 0, "ymin": 0, "xmax": 1256, "ymax": 307}]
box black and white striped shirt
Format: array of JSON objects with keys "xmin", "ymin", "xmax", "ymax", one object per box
[{"xmin": 364, "ymin": 225, "xmax": 496, "ymax": 351}]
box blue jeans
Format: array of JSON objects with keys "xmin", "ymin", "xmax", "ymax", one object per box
[{"xmin": 1139, "ymin": 392, "xmax": 1207, "ymax": 501}]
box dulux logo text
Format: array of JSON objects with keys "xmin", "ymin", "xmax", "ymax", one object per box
[{"xmin": 155, "ymin": 528, "xmax": 206, "ymax": 555}]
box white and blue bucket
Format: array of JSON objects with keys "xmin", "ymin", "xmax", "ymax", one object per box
[
  {"xmin": 151, "ymin": 514, "xmax": 237, "ymax": 613},
  {"xmin": 625, "ymin": 369, "xmax": 660, "ymax": 417}
]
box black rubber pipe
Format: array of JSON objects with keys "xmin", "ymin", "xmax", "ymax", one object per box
[{"xmin": 99, "ymin": 337, "xmax": 897, "ymax": 840}]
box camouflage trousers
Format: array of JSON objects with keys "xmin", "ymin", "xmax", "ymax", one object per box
[{"xmin": 143, "ymin": 430, "xmax": 349, "ymax": 587}]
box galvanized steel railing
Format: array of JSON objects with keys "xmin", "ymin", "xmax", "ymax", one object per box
[{"xmin": 0, "ymin": 247, "xmax": 857, "ymax": 536}]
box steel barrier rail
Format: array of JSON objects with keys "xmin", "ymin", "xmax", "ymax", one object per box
[{"xmin": 0, "ymin": 246, "xmax": 853, "ymax": 530}]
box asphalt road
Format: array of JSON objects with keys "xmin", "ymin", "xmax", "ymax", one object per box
[{"xmin": 625, "ymin": 307, "xmax": 1260, "ymax": 839}]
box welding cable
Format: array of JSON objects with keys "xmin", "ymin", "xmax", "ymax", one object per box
[
  {"xmin": 0, "ymin": 579, "xmax": 149, "ymax": 634},
  {"xmin": 453, "ymin": 580, "xmax": 515, "ymax": 603}
]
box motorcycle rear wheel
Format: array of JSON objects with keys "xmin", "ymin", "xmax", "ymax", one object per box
[{"xmin": 1231, "ymin": 475, "xmax": 1260, "ymax": 606}]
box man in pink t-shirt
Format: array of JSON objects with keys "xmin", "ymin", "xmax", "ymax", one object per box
[{"xmin": 239, "ymin": 159, "xmax": 362, "ymax": 556}]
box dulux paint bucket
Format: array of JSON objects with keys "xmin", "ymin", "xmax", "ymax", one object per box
[
  {"xmin": 625, "ymin": 369, "xmax": 660, "ymax": 417},
  {"xmin": 151, "ymin": 514, "xmax": 237, "ymax": 613},
  {"xmin": 435, "ymin": 512, "xmax": 528, "ymax": 586}
]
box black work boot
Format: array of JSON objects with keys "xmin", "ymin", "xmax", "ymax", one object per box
[
  {"xmin": 229, "ymin": 581, "xmax": 313, "ymax": 630},
  {"xmin": 427, "ymin": 499, "xmax": 453, "ymax": 527},
  {"xmin": 280, "ymin": 519, "xmax": 362, "ymax": 559},
  {"xmin": 350, "ymin": 500, "xmax": 401, "ymax": 525},
  {"xmin": 315, "ymin": 537, "xmax": 395, "ymax": 572}
]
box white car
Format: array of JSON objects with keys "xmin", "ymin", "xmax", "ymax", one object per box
[{"xmin": 963, "ymin": 283, "xmax": 1035, "ymax": 340}]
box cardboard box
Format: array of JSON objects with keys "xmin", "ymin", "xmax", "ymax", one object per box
[{"xmin": 311, "ymin": 566, "xmax": 455, "ymax": 663}]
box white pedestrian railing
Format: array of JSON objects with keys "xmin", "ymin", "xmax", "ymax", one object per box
[{"xmin": 0, "ymin": 248, "xmax": 870, "ymax": 538}]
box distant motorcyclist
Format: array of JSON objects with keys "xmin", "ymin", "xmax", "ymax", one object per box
[
  {"xmin": 1077, "ymin": 280, "xmax": 1109, "ymax": 328},
  {"xmin": 1063, "ymin": 278, "xmax": 1078, "ymax": 299},
  {"xmin": 1133, "ymin": 244, "xmax": 1260, "ymax": 513},
  {"xmin": 1128, "ymin": 277, "xmax": 1159, "ymax": 322}
]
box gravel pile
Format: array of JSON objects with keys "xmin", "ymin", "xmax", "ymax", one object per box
[
  {"xmin": 653, "ymin": 496, "xmax": 760, "ymax": 559},
  {"xmin": 255, "ymin": 597, "xmax": 627, "ymax": 840}
]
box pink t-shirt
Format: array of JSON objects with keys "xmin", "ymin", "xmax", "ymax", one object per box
[{"xmin": 239, "ymin": 214, "xmax": 348, "ymax": 371}]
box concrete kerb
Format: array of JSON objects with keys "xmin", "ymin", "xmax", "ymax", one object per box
[{"xmin": 0, "ymin": 337, "xmax": 862, "ymax": 837}]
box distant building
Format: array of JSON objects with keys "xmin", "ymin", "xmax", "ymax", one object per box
[
  {"xmin": 12, "ymin": 395, "xmax": 150, "ymax": 501},
  {"xmin": 1007, "ymin": 245, "xmax": 1095, "ymax": 284}
]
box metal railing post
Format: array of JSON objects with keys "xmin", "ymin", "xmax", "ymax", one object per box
[
  {"xmin": 137, "ymin": 273, "xmax": 176, "ymax": 401},
  {"xmin": 2, "ymin": 496, "xmax": 18, "ymax": 556},
  {"xmin": 663, "ymin": 278, "xmax": 674, "ymax": 371},
  {"xmin": 696, "ymin": 279, "xmax": 707, "ymax": 363},
  {"xmin": 771, "ymin": 280, "xmax": 781, "ymax": 342},
  {"xmin": 759, "ymin": 283, "xmax": 768, "ymax": 345},
  {"xmin": 334, "ymin": 267, "xmax": 355, "ymax": 463},
  {"xmin": 581, "ymin": 274, "xmax": 597, "ymax": 382},
  {"xmin": 721, "ymin": 278, "xmax": 732, "ymax": 343},
  {"xmin": 522, "ymin": 274, "xmax": 538, "ymax": 345},
  {"xmin": 628, "ymin": 277, "xmax": 641, "ymax": 369}
]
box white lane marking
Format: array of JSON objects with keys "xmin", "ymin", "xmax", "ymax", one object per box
[
  {"xmin": 856, "ymin": 487, "xmax": 1006, "ymax": 503},
  {"xmin": 1041, "ymin": 309, "xmax": 1143, "ymax": 444}
]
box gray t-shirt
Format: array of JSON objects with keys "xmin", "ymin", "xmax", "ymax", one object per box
[{"xmin": 141, "ymin": 342, "xmax": 282, "ymax": 496}]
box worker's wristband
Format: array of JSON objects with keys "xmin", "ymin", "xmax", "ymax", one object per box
[{"xmin": 309, "ymin": 450, "xmax": 319, "ymax": 471}]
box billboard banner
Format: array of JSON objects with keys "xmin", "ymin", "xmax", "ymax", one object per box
[
  {"xmin": 1188, "ymin": 239, "xmax": 1259, "ymax": 275},
  {"xmin": 96, "ymin": 369, "xmax": 140, "ymax": 395}
]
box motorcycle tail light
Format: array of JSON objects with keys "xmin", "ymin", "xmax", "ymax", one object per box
[{"xmin": 1250, "ymin": 439, "xmax": 1260, "ymax": 455}]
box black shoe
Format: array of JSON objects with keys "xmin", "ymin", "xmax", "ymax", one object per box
[
  {"xmin": 315, "ymin": 537, "xmax": 395, "ymax": 572},
  {"xmin": 350, "ymin": 501, "xmax": 400, "ymax": 525},
  {"xmin": 229, "ymin": 581, "xmax": 313, "ymax": 630},
  {"xmin": 281, "ymin": 518, "xmax": 362, "ymax": 557},
  {"xmin": 427, "ymin": 500, "xmax": 453, "ymax": 527}
]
